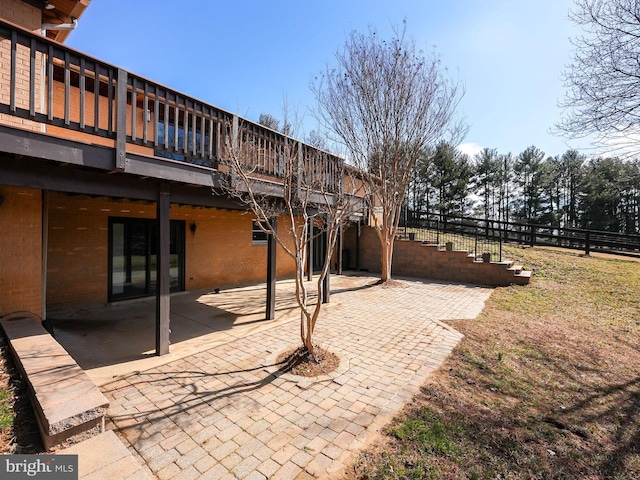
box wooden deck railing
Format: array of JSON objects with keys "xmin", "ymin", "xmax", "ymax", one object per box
[{"xmin": 0, "ymin": 19, "xmax": 342, "ymax": 192}]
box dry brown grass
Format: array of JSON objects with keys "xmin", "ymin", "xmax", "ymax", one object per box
[
  {"xmin": 0, "ymin": 334, "xmax": 41, "ymax": 454},
  {"xmin": 346, "ymin": 245, "xmax": 640, "ymax": 479}
]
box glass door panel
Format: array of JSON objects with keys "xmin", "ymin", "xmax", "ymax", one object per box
[
  {"xmin": 111, "ymin": 222, "xmax": 126, "ymax": 296},
  {"xmin": 128, "ymin": 221, "xmax": 149, "ymax": 296},
  {"xmin": 109, "ymin": 218, "xmax": 184, "ymax": 302}
]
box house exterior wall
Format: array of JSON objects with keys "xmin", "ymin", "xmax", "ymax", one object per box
[
  {"xmin": 0, "ymin": 4, "xmax": 343, "ymax": 315},
  {"xmin": 46, "ymin": 192, "xmax": 297, "ymax": 310},
  {"xmin": 0, "ymin": 0, "xmax": 41, "ymax": 30},
  {"xmin": 0, "ymin": 0, "xmax": 44, "ymax": 132},
  {"xmin": 0, "ymin": 185, "xmax": 42, "ymax": 316},
  {"xmin": 177, "ymin": 205, "xmax": 296, "ymax": 291}
]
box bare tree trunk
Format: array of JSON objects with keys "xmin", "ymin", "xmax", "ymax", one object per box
[
  {"xmin": 380, "ymin": 240, "xmax": 393, "ymax": 281},
  {"xmin": 376, "ymin": 214, "xmax": 396, "ymax": 282}
]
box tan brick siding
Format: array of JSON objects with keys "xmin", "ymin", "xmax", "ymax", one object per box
[
  {"xmin": 0, "ymin": 185, "xmax": 42, "ymax": 316},
  {"xmin": 174, "ymin": 205, "xmax": 296, "ymax": 291},
  {"xmin": 0, "ymin": 0, "xmax": 41, "ymax": 33},
  {"xmin": 46, "ymin": 193, "xmax": 296, "ymax": 310},
  {"xmin": 0, "ymin": 0, "xmax": 44, "ymax": 132}
]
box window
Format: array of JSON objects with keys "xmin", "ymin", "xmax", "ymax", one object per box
[{"xmin": 252, "ymin": 220, "xmax": 269, "ymax": 244}]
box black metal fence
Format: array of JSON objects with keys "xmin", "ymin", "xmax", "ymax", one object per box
[
  {"xmin": 399, "ymin": 211, "xmax": 504, "ymax": 261},
  {"xmin": 399, "ymin": 210, "xmax": 640, "ymax": 260}
]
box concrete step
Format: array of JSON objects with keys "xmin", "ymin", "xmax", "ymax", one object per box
[
  {"xmin": 514, "ymin": 270, "xmax": 532, "ymax": 279},
  {"xmin": 58, "ymin": 430, "xmax": 153, "ymax": 479}
]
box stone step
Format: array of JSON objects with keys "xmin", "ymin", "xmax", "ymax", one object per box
[
  {"xmin": 58, "ymin": 430, "xmax": 153, "ymax": 479},
  {"xmin": 507, "ymin": 264, "xmax": 524, "ymax": 274},
  {"xmin": 514, "ymin": 270, "xmax": 532, "ymax": 279}
]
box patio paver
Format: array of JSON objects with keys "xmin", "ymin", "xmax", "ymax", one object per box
[{"xmin": 89, "ymin": 275, "xmax": 492, "ymax": 478}]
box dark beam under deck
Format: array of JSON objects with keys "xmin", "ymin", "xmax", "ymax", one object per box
[
  {"xmin": 0, "ymin": 124, "xmax": 114, "ymax": 170},
  {"xmin": 0, "ymin": 124, "xmax": 226, "ymax": 193},
  {"xmin": 0, "ymin": 155, "xmax": 240, "ymax": 209}
]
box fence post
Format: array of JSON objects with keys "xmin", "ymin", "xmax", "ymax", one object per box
[
  {"xmin": 585, "ymin": 230, "xmax": 591, "ymax": 256},
  {"xmin": 530, "ymin": 224, "xmax": 536, "ymax": 247}
]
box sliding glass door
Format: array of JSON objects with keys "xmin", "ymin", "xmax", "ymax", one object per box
[{"xmin": 109, "ymin": 218, "xmax": 185, "ymax": 301}]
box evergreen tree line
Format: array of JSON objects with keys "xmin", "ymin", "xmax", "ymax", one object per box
[{"xmin": 407, "ymin": 143, "xmax": 640, "ymax": 234}]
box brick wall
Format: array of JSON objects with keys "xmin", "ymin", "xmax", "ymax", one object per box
[
  {"xmin": 0, "ymin": 0, "xmax": 41, "ymax": 33},
  {"xmin": 0, "ymin": 0, "xmax": 44, "ymax": 132},
  {"xmin": 175, "ymin": 205, "xmax": 296, "ymax": 291},
  {"xmin": 46, "ymin": 193, "xmax": 297, "ymax": 310},
  {"xmin": 0, "ymin": 185, "xmax": 42, "ymax": 316},
  {"xmin": 344, "ymin": 225, "xmax": 527, "ymax": 287}
]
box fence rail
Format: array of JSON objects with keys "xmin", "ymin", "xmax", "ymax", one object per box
[{"xmin": 400, "ymin": 210, "xmax": 640, "ymax": 259}]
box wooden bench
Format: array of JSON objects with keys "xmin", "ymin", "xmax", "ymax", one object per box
[{"xmin": 0, "ymin": 314, "xmax": 109, "ymax": 451}]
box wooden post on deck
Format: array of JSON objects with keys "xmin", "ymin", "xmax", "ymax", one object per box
[
  {"xmin": 156, "ymin": 183, "xmax": 171, "ymax": 356},
  {"xmin": 115, "ymin": 69, "xmax": 127, "ymax": 172},
  {"xmin": 266, "ymin": 217, "xmax": 277, "ymax": 320}
]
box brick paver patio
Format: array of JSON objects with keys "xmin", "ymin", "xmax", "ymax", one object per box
[{"xmin": 102, "ymin": 275, "xmax": 492, "ymax": 479}]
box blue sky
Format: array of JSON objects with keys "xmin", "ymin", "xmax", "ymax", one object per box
[{"xmin": 66, "ymin": 0, "xmax": 588, "ymax": 159}]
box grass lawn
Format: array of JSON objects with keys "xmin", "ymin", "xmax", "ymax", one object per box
[{"xmin": 346, "ymin": 245, "xmax": 640, "ymax": 479}]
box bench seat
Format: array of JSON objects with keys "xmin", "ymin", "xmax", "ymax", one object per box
[{"xmin": 0, "ymin": 315, "xmax": 109, "ymax": 450}]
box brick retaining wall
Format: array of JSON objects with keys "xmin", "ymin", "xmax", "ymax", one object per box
[{"xmin": 343, "ymin": 225, "xmax": 530, "ymax": 287}]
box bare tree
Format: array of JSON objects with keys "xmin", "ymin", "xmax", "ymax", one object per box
[
  {"xmin": 556, "ymin": 0, "xmax": 640, "ymax": 155},
  {"xmin": 220, "ymin": 117, "xmax": 361, "ymax": 355},
  {"xmin": 312, "ymin": 23, "xmax": 466, "ymax": 281}
]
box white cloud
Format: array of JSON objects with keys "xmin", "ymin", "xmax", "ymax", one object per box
[{"xmin": 457, "ymin": 142, "xmax": 483, "ymax": 158}]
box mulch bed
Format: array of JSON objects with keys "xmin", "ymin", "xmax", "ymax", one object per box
[{"xmin": 277, "ymin": 344, "xmax": 339, "ymax": 377}]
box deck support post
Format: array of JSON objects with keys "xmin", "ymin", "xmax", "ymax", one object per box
[
  {"xmin": 156, "ymin": 183, "xmax": 171, "ymax": 356},
  {"xmin": 355, "ymin": 220, "xmax": 361, "ymax": 271},
  {"xmin": 337, "ymin": 224, "xmax": 343, "ymax": 275},
  {"xmin": 266, "ymin": 217, "xmax": 277, "ymax": 320},
  {"xmin": 322, "ymin": 215, "xmax": 330, "ymax": 304},
  {"xmin": 307, "ymin": 216, "xmax": 313, "ymax": 281}
]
